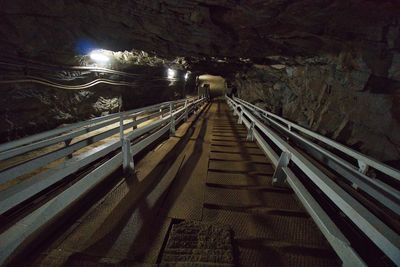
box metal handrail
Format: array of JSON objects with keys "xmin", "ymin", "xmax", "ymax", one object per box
[
  {"xmin": 0, "ymin": 97, "xmax": 197, "ymax": 184},
  {"xmin": 0, "ymin": 97, "xmax": 204, "ymax": 211},
  {"xmin": 0, "ymin": 97, "xmax": 193, "ymax": 154},
  {"xmin": 232, "ymin": 96, "xmax": 400, "ymax": 181},
  {"xmin": 230, "ymin": 96, "xmax": 400, "ymax": 216},
  {"xmin": 226, "ymin": 95, "xmax": 400, "ymax": 266},
  {"xmin": 0, "ymin": 96, "xmax": 207, "ymax": 265}
]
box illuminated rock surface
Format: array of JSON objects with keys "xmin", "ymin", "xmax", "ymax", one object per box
[{"xmin": 0, "ymin": 0, "xmax": 399, "ymax": 164}]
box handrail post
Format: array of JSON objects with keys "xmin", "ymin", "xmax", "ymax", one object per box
[
  {"xmin": 247, "ymin": 121, "xmax": 255, "ymax": 141},
  {"xmin": 119, "ymin": 115, "xmax": 124, "ymax": 140},
  {"xmin": 159, "ymin": 107, "xmax": 163, "ymax": 119},
  {"xmin": 358, "ymin": 160, "xmax": 369, "ymax": 175},
  {"xmin": 184, "ymin": 99, "xmax": 189, "ymax": 121},
  {"xmin": 119, "ymin": 96, "xmax": 134, "ymax": 175},
  {"xmin": 122, "ymin": 136, "xmax": 134, "ymax": 175},
  {"xmin": 132, "ymin": 115, "xmax": 137, "ymax": 131},
  {"xmin": 272, "ymin": 151, "xmax": 291, "ymax": 187},
  {"xmin": 170, "ymin": 102, "xmax": 175, "ymax": 136},
  {"xmin": 64, "ymin": 139, "xmax": 73, "ymax": 159},
  {"xmin": 237, "ymin": 106, "xmax": 244, "ymax": 124},
  {"xmin": 119, "ymin": 96, "xmax": 124, "ymax": 142}
]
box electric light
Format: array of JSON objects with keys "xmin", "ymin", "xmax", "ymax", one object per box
[
  {"xmin": 184, "ymin": 72, "xmax": 189, "ymax": 80},
  {"xmin": 90, "ymin": 50, "xmax": 110, "ymax": 63},
  {"xmin": 167, "ymin": 68, "xmax": 176, "ymax": 79}
]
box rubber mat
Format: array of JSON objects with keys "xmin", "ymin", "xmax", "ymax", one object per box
[{"xmin": 160, "ymin": 221, "xmax": 234, "ymax": 266}]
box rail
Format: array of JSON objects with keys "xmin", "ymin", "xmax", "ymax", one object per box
[
  {"xmin": 226, "ymin": 95, "xmax": 400, "ymax": 266},
  {"xmin": 0, "ymin": 96, "xmax": 207, "ymax": 264}
]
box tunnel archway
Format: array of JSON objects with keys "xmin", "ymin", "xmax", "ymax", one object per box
[{"xmin": 198, "ymin": 74, "xmax": 226, "ymax": 99}]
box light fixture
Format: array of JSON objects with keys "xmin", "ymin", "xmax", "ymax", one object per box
[
  {"xmin": 184, "ymin": 72, "xmax": 189, "ymax": 80},
  {"xmin": 89, "ymin": 50, "xmax": 110, "ymax": 63},
  {"xmin": 167, "ymin": 68, "xmax": 176, "ymax": 79}
]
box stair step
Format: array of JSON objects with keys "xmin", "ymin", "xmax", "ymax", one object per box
[
  {"xmin": 204, "ymin": 187, "xmax": 302, "ymax": 210},
  {"xmin": 210, "ymin": 140, "xmax": 258, "ymax": 148},
  {"xmin": 203, "ymin": 204, "xmax": 305, "ymax": 217},
  {"xmin": 210, "ymin": 151, "xmax": 267, "ymax": 163},
  {"xmin": 211, "ymin": 136, "xmax": 247, "ymax": 141},
  {"xmin": 210, "ymin": 145, "xmax": 265, "ymax": 155},
  {"xmin": 205, "ymin": 183, "xmax": 290, "ymax": 193},
  {"xmin": 209, "ymin": 160, "xmax": 274, "ymax": 174},
  {"xmin": 207, "ymin": 171, "xmax": 272, "ymax": 186}
]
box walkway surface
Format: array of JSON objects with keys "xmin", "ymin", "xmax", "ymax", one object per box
[{"xmin": 33, "ymin": 100, "xmax": 339, "ymax": 266}]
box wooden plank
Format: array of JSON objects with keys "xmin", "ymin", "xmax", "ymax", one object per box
[
  {"xmin": 210, "ymin": 140, "xmax": 258, "ymax": 148},
  {"xmin": 209, "ymin": 160, "xmax": 274, "ymax": 174},
  {"xmin": 207, "ymin": 171, "xmax": 272, "ymax": 186},
  {"xmin": 210, "ymin": 145, "xmax": 265, "ymax": 155},
  {"xmin": 204, "ymin": 187, "xmax": 302, "ymax": 210},
  {"xmin": 210, "ymin": 152, "xmax": 268, "ymax": 163}
]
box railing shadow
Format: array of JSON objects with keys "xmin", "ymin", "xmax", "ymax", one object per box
[{"xmin": 58, "ymin": 103, "xmax": 212, "ymax": 265}]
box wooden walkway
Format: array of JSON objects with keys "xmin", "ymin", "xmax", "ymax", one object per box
[
  {"xmin": 32, "ymin": 100, "xmax": 339, "ymax": 267},
  {"xmin": 198, "ymin": 100, "xmax": 338, "ymax": 266}
]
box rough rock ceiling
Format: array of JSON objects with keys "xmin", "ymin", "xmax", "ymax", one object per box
[
  {"xmin": 1, "ymin": 0, "xmax": 399, "ymax": 69},
  {"xmin": 1, "ymin": 0, "xmax": 399, "ymax": 162}
]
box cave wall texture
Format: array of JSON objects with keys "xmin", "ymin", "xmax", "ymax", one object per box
[
  {"xmin": 231, "ymin": 53, "xmax": 400, "ymax": 164},
  {"xmin": 0, "ymin": 74, "xmax": 187, "ymax": 142},
  {"xmin": 0, "ymin": 0, "xmax": 399, "ymax": 164}
]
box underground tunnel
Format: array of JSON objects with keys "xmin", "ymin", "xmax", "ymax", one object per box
[{"xmin": 0, "ymin": 1, "xmax": 399, "ymax": 266}]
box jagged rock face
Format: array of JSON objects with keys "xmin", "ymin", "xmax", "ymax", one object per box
[
  {"xmin": 0, "ymin": 68, "xmax": 188, "ymax": 142},
  {"xmin": 0, "ymin": 0, "xmax": 399, "ymax": 164},
  {"xmin": 231, "ymin": 53, "xmax": 400, "ymax": 165},
  {"xmin": 1, "ymin": 0, "xmax": 399, "ymax": 62}
]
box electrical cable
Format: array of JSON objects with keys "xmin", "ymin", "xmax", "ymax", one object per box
[
  {"xmin": 0, "ymin": 75, "xmax": 179, "ymax": 90},
  {"xmin": 0, "ymin": 78, "xmax": 134, "ymax": 90},
  {"xmin": 0, "ymin": 55, "xmax": 183, "ymax": 89}
]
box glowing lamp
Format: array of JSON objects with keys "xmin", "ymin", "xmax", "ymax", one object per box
[
  {"xmin": 167, "ymin": 68, "xmax": 176, "ymax": 79},
  {"xmin": 90, "ymin": 50, "xmax": 110, "ymax": 63}
]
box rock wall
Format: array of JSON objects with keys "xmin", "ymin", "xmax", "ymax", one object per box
[
  {"xmin": 231, "ymin": 53, "xmax": 400, "ymax": 165},
  {"xmin": 1, "ymin": 1, "xmax": 399, "ymax": 62},
  {"xmin": 1, "ymin": 0, "xmax": 399, "ymax": 164},
  {"xmin": 0, "ymin": 68, "xmax": 188, "ymax": 143}
]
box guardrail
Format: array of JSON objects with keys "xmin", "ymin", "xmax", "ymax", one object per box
[
  {"xmin": 226, "ymin": 95, "xmax": 400, "ymax": 266},
  {"xmin": 0, "ymin": 96, "xmax": 207, "ymax": 265}
]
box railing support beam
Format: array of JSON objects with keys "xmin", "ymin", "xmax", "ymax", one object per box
[
  {"xmin": 184, "ymin": 99, "xmax": 189, "ymax": 121},
  {"xmin": 170, "ymin": 103, "xmax": 175, "ymax": 136},
  {"xmin": 246, "ymin": 121, "xmax": 255, "ymax": 141},
  {"xmin": 122, "ymin": 137, "xmax": 134, "ymax": 176},
  {"xmin": 272, "ymin": 151, "xmax": 291, "ymax": 187}
]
